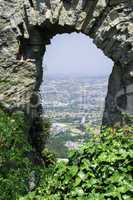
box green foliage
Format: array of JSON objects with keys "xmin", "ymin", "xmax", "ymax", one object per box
[
  {"xmin": 0, "ymin": 109, "xmax": 39, "ymax": 200},
  {"xmin": 23, "ymin": 128, "xmax": 133, "ymax": 200},
  {"xmin": 41, "ymin": 148, "xmax": 56, "ymax": 166},
  {"xmin": 42, "ymin": 118, "xmax": 51, "ymax": 136},
  {"xmin": 34, "ymin": 117, "xmax": 56, "ymax": 165},
  {"xmin": 46, "ymin": 130, "xmax": 83, "ymax": 158},
  {"xmin": 121, "ymin": 112, "xmax": 133, "ymax": 126},
  {"xmin": 0, "ymin": 109, "xmax": 133, "ymax": 200}
]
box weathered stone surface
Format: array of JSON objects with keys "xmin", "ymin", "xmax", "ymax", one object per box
[{"xmin": 0, "ymin": 0, "xmax": 133, "ymax": 126}]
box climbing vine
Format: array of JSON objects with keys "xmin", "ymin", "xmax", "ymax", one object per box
[{"xmin": 22, "ymin": 128, "xmax": 133, "ymax": 200}]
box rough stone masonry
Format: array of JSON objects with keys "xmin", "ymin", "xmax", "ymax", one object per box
[{"xmin": 0, "ymin": 0, "xmax": 133, "ymax": 127}]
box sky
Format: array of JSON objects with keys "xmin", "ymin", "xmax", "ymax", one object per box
[{"xmin": 42, "ymin": 32, "xmax": 113, "ymax": 77}]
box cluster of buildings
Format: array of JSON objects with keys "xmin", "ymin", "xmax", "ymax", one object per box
[
  {"xmin": 40, "ymin": 75, "xmax": 108, "ymax": 127},
  {"xmin": 40, "ymin": 75, "xmax": 108, "ymax": 158}
]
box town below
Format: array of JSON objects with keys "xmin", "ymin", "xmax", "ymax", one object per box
[{"xmin": 40, "ymin": 75, "xmax": 108, "ymax": 158}]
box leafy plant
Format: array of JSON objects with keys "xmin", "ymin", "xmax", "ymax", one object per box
[
  {"xmin": 0, "ymin": 109, "xmax": 133, "ymax": 200},
  {"xmin": 23, "ymin": 127, "xmax": 133, "ymax": 200},
  {"xmin": 0, "ymin": 109, "xmax": 41, "ymax": 200}
]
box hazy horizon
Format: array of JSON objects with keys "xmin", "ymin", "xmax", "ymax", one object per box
[
  {"xmin": 42, "ymin": 32, "xmax": 113, "ymax": 78},
  {"xmin": 44, "ymin": 73, "xmax": 110, "ymax": 78}
]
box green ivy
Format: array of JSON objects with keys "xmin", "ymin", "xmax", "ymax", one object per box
[
  {"xmin": 0, "ymin": 109, "xmax": 133, "ymax": 200},
  {"xmin": 23, "ymin": 128, "xmax": 133, "ymax": 200}
]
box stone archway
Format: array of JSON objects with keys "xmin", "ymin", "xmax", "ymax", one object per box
[{"xmin": 0, "ymin": 0, "xmax": 133, "ymax": 127}]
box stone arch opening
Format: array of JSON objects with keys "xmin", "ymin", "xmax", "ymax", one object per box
[
  {"xmin": 40, "ymin": 32, "xmax": 113, "ymax": 124},
  {"xmin": 40, "ymin": 32, "xmax": 113, "ymax": 158}
]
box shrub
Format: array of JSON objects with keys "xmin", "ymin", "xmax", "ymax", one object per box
[
  {"xmin": 0, "ymin": 109, "xmax": 55, "ymax": 200},
  {"xmin": 0, "ymin": 109, "xmax": 40, "ymax": 200},
  {"xmin": 23, "ymin": 128, "xmax": 133, "ymax": 200},
  {"xmin": 0, "ymin": 109, "xmax": 133, "ymax": 200}
]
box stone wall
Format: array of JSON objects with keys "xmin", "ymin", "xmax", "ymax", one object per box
[{"xmin": 0, "ymin": 0, "xmax": 133, "ymax": 126}]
